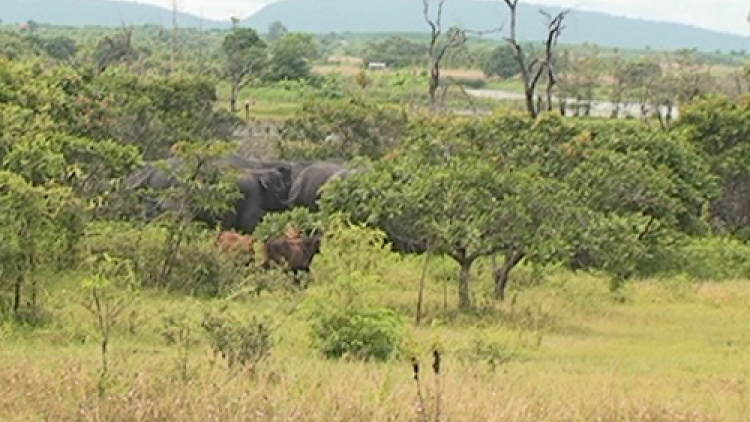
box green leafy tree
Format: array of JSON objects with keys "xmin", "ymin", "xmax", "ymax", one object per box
[
  {"xmin": 222, "ymin": 27, "xmax": 267, "ymax": 112},
  {"xmin": 150, "ymin": 140, "xmax": 244, "ymax": 286},
  {"xmin": 267, "ymin": 20, "xmax": 289, "ymax": 43},
  {"xmin": 277, "ymin": 99, "xmax": 409, "ymax": 160},
  {"xmin": 480, "ymin": 44, "xmax": 518, "ymax": 79},
  {"xmin": 0, "ymin": 171, "xmax": 81, "ymax": 316},
  {"xmin": 264, "ymin": 32, "xmax": 318, "ymax": 82},
  {"xmin": 676, "ymin": 94, "xmax": 750, "ymax": 239},
  {"xmin": 321, "ymin": 117, "xmax": 577, "ymax": 307},
  {"xmin": 42, "ymin": 35, "xmax": 78, "ymax": 61}
]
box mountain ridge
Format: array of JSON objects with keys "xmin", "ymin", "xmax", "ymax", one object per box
[
  {"xmin": 2, "ymin": 0, "xmax": 749, "ymax": 52},
  {"xmin": 241, "ymin": 0, "xmax": 750, "ymax": 52},
  {"xmin": 0, "ymin": 0, "xmax": 228, "ymax": 29}
]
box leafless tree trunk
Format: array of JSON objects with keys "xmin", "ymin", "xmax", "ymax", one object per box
[
  {"xmin": 423, "ymin": 0, "xmax": 467, "ymax": 111},
  {"xmin": 415, "ymin": 248, "xmax": 433, "ymax": 326},
  {"xmin": 501, "ymin": 0, "xmax": 568, "ymax": 118},
  {"xmin": 493, "ymin": 249, "xmax": 525, "ymax": 301}
]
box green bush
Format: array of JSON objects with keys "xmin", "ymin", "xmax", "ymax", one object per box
[
  {"xmin": 201, "ymin": 311, "xmax": 274, "ymax": 370},
  {"xmin": 276, "ymin": 98, "xmax": 409, "ymax": 160},
  {"xmin": 446, "ymin": 77, "xmax": 487, "ymax": 90},
  {"xmin": 309, "ymin": 305, "xmax": 406, "ymax": 361},
  {"xmin": 82, "ymin": 221, "xmax": 247, "ymax": 296},
  {"xmin": 669, "ymin": 236, "xmax": 750, "ymax": 280}
]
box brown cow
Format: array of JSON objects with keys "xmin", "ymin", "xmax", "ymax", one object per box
[
  {"xmin": 215, "ymin": 231, "xmax": 256, "ymax": 266},
  {"xmin": 261, "ymin": 227, "xmax": 323, "ymax": 285}
]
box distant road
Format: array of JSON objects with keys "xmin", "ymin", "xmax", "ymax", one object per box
[{"xmin": 466, "ymin": 89, "xmax": 679, "ymax": 119}]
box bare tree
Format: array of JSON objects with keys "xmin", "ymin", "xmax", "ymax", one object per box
[
  {"xmin": 501, "ymin": 0, "xmax": 568, "ymax": 118},
  {"xmin": 423, "ymin": 0, "xmax": 502, "ymax": 112},
  {"xmin": 423, "ymin": 0, "xmax": 467, "ymax": 111}
]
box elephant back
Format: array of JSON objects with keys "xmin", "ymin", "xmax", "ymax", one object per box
[{"xmin": 287, "ymin": 161, "xmax": 347, "ymax": 211}]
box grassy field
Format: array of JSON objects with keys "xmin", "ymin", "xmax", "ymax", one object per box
[{"xmin": 2, "ymin": 251, "xmax": 750, "ymax": 422}]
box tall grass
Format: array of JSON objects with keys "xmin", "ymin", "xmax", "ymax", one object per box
[{"xmin": 2, "ymin": 267, "xmax": 750, "ymax": 420}]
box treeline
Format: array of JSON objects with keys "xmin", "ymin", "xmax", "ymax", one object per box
[
  {"xmin": 4, "ymin": 55, "xmax": 750, "ymax": 312},
  {"xmin": 3, "ymin": 20, "xmax": 750, "ymax": 316},
  {"xmin": 0, "ymin": 20, "xmax": 329, "ymax": 110}
]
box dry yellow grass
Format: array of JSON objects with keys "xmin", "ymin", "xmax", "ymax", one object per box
[
  {"xmin": 312, "ymin": 64, "xmax": 364, "ymax": 76},
  {"xmin": 2, "ymin": 268, "xmax": 750, "ymax": 421}
]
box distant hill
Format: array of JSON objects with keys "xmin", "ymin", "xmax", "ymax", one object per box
[
  {"xmin": 0, "ymin": 0, "xmax": 227, "ymax": 29},
  {"xmin": 3, "ymin": 0, "xmax": 750, "ymax": 53},
  {"xmin": 243, "ymin": 0, "xmax": 750, "ymax": 52}
]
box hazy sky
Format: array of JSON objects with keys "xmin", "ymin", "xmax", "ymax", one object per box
[{"xmin": 123, "ymin": 0, "xmax": 750, "ymax": 36}]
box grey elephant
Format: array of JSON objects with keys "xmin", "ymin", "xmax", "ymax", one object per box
[
  {"xmin": 286, "ymin": 161, "xmax": 358, "ymax": 211},
  {"xmin": 125, "ymin": 155, "xmax": 294, "ymax": 234},
  {"xmin": 241, "ymin": 156, "xmax": 314, "ymax": 180},
  {"xmin": 125, "ymin": 154, "xmax": 309, "ymax": 191},
  {"xmin": 214, "ymin": 166, "xmax": 294, "ymax": 234}
]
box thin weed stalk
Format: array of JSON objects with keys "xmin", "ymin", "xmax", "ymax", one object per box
[
  {"xmin": 412, "ymin": 356, "xmax": 427, "ymax": 422},
  {"xmin": 432, "ymin": 349, "xmax": 442, "ymax": 422}
]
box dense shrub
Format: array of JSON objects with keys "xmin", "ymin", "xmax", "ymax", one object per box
[
  {"xmin": 309, "ymin": 305, "xmax": 406, "ymax": 361},
  {"xmin": 201, "ymin": 311, "xmax": 275, "ymax": 370},
  {"xmin": 82, "ymin": 221, "xmax": 246, "ymax": 296},
  {"xmin": 276, "ymin": 98, "xmax": 409, "ymax": 160},
  {"xmin": 649, "ymin": 236, "xmax": 750, "ymax": 281}
]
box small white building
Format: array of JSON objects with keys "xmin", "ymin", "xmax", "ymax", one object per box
[{"xmin": 367, "ymin": 62, "xmax": 388, "ymax": 71}]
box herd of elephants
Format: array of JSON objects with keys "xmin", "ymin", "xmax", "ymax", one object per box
[{"xmin": 124, "ymin": 153, "xmax": 426, "ymax": 270}]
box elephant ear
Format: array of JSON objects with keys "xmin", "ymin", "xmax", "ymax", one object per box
[{"xmin": 258, "ymin": 170, "xmax": 285, "ymax": 198}]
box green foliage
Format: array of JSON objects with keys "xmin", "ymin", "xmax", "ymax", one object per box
[
  {"xmin": 674, "ymin": 94, "xmax": 750, "ymax": 237},
  {"xmin": 309, "ymin": 305, "xmax": 406, "ymax": 361},
  {"xmin": 648, "ymin": 236, "xmax": 750, "ymax": 281},
  {"xmin": 321, "ymin": 114, "xmax": 583, "ymax": 305},
  {"xmin": 480, "ymin": 44, "xmax": 518, "ymax": 79},
  {"xmin": 41, "ymin": 35, "xmax": 78, "ymax": 60},
  {"xmin": 222, "ymin": 27, "xmax": 266, "ymax": 81},
  {"xmin": 0, "ymin": 31, "xmax": 42, "ymax": 59},
  {"xmin": 0, "ymin": 171, "xmax": 83, "ymax": 288},
  {"xmin": 267, "ymin": 21, "xmax": 289, "ymax": 43},
  {"xmin": 80, "ymin": 251, "xmax": 139, "ymax": 387},
  {"xmin": 253, "ymin": 207, "xmax": 325, "ymax": 241},
  {"xmin": 0, "ymin": 58, "xmax": 240, "ymax": 161},
  {"xmin": 155, "ymin": 140, "xmax": 244, "ymax": 222},
  {"xmin": 86, "ymin": 70, "xmax": 240, "ymax": 158},
  {"xmin": 320, "ymin": 112, "xmax": 720, "ymax": 302},
  {"xmin": 201, "ymin": 311, "xmax": 275, "ymax": 369},
  {"xmin": 361, "ymin": 36, "xmax": 428, "ymax": 68},
  {"xmin": 264, "ymin": 32, "xmax": 318, "ymax": 82},
  {"xmin": 82, "ymin": 221, "xmax": 246, "ymax": 296},
  {"xmin": 277, "ymin": 98, "xmax": 409, "ymax": 160}
]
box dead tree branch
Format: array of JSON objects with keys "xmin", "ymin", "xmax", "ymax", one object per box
[
  {"xmin": 501, "ymin": 0, "xmax": 568, "ymax": 117},
  {"xmin": 424, "ymin": 0, "xmax": 503, "ymax": 112},
  {"xmin": 423, "ymin": 0, "xmax": 451, "ymax": 111}
]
